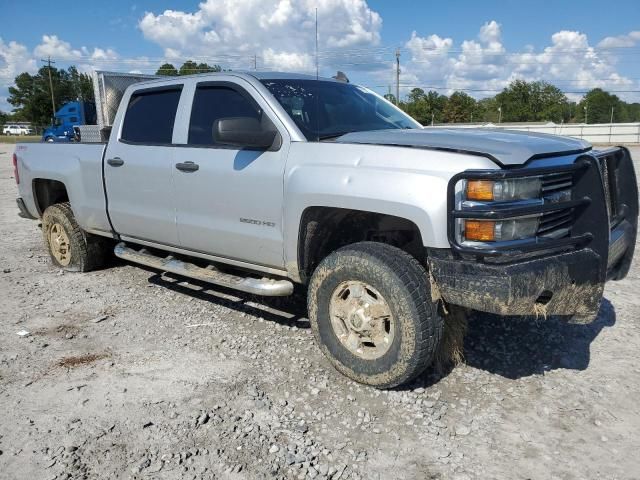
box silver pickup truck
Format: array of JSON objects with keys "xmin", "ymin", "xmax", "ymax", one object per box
[{"xmin": 13, "ymin": 71, "xmax": 639, "ymax": 388}]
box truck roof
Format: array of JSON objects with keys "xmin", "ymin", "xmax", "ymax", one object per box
[{"xmin": 128, "ymin": 71, "xmax": 342, "ymax": 88}]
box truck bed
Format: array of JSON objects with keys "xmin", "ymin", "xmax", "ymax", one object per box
[{"xmin": 14, "ymin": 142, "xmax": 111, "ymax": 234}]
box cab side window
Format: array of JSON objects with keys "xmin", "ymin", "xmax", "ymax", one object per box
[
  {"xmin": 121, "ymin": 87, "xmax": 182, "ymax": 144},
  {"xmin": 188, "ymin": 85, "xmax": 262, "ymax": 146}
]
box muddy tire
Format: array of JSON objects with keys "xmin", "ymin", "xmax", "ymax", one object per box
[
  {"xmin": 42, "ymin": 202, "xmax": 110, "ymax": 272},
  {"xmin": 308, "ymin": 242, "xmax": 443, "ymax": 388}
]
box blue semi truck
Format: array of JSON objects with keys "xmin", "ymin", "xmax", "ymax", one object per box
[{"xmin": 42, "ymin": 101, "xmax": 97, "ymax": 142}]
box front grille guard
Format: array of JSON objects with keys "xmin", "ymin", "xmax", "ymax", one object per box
[{"xmin": 446, "ymin": 148, "xmax": 637, "ymax": 260}]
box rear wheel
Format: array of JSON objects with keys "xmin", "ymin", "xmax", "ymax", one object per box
[
  {"xmin": 308, "ymin": 242, "xmax": 443, "ymax": 388},
  {"xmin": 42, "ymin": 202, "xmax": 110, "ymax": 272}
]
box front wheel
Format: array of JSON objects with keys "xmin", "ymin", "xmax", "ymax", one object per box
[
  {"xmin": 308, "ymin": 242, "xmax": 443, "ymax": 388},
  {"xmin": 42, "ymin": 202, "xmax": 110, "ymax": 272}
]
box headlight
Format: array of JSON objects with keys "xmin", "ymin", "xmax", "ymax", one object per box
[
  {"xmin": 466, "ymin": 178, "xmax": 541, "ymax": 202},
  {"xmin": 463, "ymin": 217, "xmax": 539, "ymax": 242}
]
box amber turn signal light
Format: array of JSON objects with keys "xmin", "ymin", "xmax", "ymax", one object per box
[
  {"xmin": 466, "ymin": 180, "xmax": 494, "ymax": 201},
  {"xmin": 464, "ymin": 220, "xmax": 496, "ymax": 241}
]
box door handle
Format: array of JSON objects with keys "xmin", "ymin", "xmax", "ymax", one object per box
[
  {"xmin": 175, "ymin": 161, "xmax": 199, "ymax": 172},
  {"xmin": 107, "ymin": 157, "xmax": 124, "ymax": 167}
]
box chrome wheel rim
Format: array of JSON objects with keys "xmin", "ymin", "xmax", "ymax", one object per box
[
  {"xmin": 49, "ymin": 223, "xmax": 71, "ymax": 266},
  {"xmin": 329, "ymin": 281, "xmax": 395, "ymax": 360}
]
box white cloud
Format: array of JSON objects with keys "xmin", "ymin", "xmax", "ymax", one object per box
[
  {"xmin": 1, "ymin": 10, "xmax": 639, "ymax": 112},
  {"xmin": 34, "ymin": 35, "xmax": 83, "ymax": 61},
  {"xmin": 90, "ymin": 47, "xmax": 119, "ymax": 62},
  {"xmin": 0, "ymin": 38, "xmax": 38, "ymax": 112},
  {"xmin": 597, "ymin": 31, "xmax": 640, "ymax": 48},
  {"xmin": 0, "ymin": 35, "xmax": 128, "ymax": 112},
  {"xmin": 138, "ymin": 0, "xmax": 382, "ymax": 72},
  {"xmin": 33, "ymin": 35, "xmax": 120, "ymax": 65},
  {"xmin": 400, "ymin": 22, "xmax": 639, "ymax": 102},
  {"xmin": 0, "ymin": 38, "xmax": 37, "ymax": 78},
  {"xmin": 263, "ymin": 48, "xmax": 314, "ymax": 71}
]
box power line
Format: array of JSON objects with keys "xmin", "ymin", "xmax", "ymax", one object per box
[
  {"xmin": 40, "ymin": 56, "xmax": 56, "ymax": 116},
  {"xmin": 395, "ymin": 48, "xmax": 400, "ymax": 104},
  {"xmin": 375, "ymin": 84, "xmax": 640, "ymax": 94}
]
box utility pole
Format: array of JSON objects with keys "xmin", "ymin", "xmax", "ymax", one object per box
[
  {"xmin": 395, "ymin": 48, "xmax": 400, "ymax": 106},
  {"xmin": 584, "ymin": 104, "xmax": 588, "ymax": 124},
  {"xmin": 497, "ymin": 106, "xmax": 502, "ymax": 124},
  {"xmin": 253, "ymin": 54, "xmax": 257, "ymax": 70},
  {"xmin": 315, "ymin": 8, "xmax": 319, "ymax": 80},
  {"xmin": 41, "ymin": 56, "xmax": 56, "ymax": 117},
  {"xmin": 610, "ymin": 106, "xmax": 614, "ymax": 124}
]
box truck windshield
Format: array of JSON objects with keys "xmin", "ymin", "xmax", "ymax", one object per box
[{"xmin": 260, "ymin": 79, "xmax": 420, "ymax": 141}]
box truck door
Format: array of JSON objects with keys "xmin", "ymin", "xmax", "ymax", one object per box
[
  {"xmin": 172, "ymin": 80, "xmax": 289, "ymax": 269},
  {"xmin": 104, "ymin": 84, "xmax": 183, "ymax": 246}
]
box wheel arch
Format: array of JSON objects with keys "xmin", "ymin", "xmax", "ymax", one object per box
[
  {"xmin": 295, "ymin": 206, "xmax": 426, "ymax": 284},
  {"xmin": 32, "ymin": 178, "xmax": 69, "ymax": 216}
]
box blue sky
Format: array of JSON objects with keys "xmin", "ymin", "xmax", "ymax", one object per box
[{"xmin": 1, "ymin": 0, "xmax": 639, "ymax": 111}]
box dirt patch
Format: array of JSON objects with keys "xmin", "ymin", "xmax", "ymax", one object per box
[
  {"xmin": 56, "ymin": 353, "xmax": 109, "ymax": 369},
  {"xmin": 34, "ymin": 323, "xmax": 81, "ymax": 338}
]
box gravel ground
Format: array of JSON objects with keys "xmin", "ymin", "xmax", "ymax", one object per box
[{"xmin": 1, "ymin": 145, "xmax": 639, "ymax": 480}]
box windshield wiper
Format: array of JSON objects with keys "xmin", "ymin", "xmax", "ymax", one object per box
[{"xmin": 317, "ymin": 132, "xmax": 350, "ymax": 141}]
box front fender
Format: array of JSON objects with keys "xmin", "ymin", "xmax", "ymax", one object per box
[{"xmin": 282, "ymin": 142, "xmax": 499, "ymax": 279}]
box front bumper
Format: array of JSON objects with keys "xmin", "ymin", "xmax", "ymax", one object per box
[
  {"xmin": 430, "ymin": 147, "xmax": 638, "ymax": 320},
  {"xmin": 429, "ymin": 220, "xmax": 633, "ymax": 318}
]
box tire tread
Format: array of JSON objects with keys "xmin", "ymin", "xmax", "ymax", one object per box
[
  {"xmin": 308, "ymin": 241, "xmax": 443, "ymax": 388},
  {"xmin": 42, "ymin": 202, "xmax": 109, "ymax": 272}
]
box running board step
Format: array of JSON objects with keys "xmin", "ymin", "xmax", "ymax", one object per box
[{"xmin": 114, "ymin": 242, "xmax": 294, "ymax": 296}]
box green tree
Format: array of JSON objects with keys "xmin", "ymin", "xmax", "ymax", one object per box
[
  {"xmin": 157, "ymin": 61, "xmax": 222, "ymax": 76},
  {"xmin": 383, "ymin": 93, "xmax": 397, "ymax": 104},
  {"xmin": 443, "ymin": 91, "xmax": 476, "ymax": 123},
  {"xmin": 402, "ymin": 88, "xmax": 428, "ymax": 123},
  {"xmin": 178, "ymin": 60, "xmax": 200, "ymax": 75},
  {"xmin": 401, "ymin": 88, "xmax": 447, "ymax": 125},
  {"xmin": 494, "ymin": 79, "xmax": 569, "ymax": 123},
  {"xmin": 627, "ymin": 103, "xmax": 640, "ymax": 122},
  {"xmin": 0, "ymin": 110, "xmax": 7, "ymax": 126},
  {"xmin": 577, "ymin": 88, "xmax": 628, "ymax": 124},
  {"xmin": 533, "ymin": 82, "xmax": 569, "ymax": 122},
  {"xmin": 476, "ymin": 97, "xmax": 499, "ymax": 122},
  {"xmin": 178, "ymin": 60, "xmax": 221, "ymax": 75},
  {"xmin": 156, "ymin": 63, "xmax": 178, "ymax": 76},
  {"xmin": 68, "ymin": 66, "xmax": 94, "ymax": 101},
  {"xmin": 8, "ymin": 66, "xmax": 94, "ymax": 126}
]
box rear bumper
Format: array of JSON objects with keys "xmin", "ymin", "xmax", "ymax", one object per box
[{"xmin": 16, "ymin": 198, "xmax": 37, "ymax": 220}]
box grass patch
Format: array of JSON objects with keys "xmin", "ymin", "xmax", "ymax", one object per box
[{"xmin": 0, "ymin": 135, "xmax": 41, "ymax": 144}]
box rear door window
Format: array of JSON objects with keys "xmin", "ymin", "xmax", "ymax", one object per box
[{"xmin": 121, "ymin": 87, "xmax": 182, "ymax": 144}]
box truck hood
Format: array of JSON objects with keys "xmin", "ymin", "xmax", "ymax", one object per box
[{"xmin": 335, "ymin": 128, "xmax": 591, "ymax": 166}]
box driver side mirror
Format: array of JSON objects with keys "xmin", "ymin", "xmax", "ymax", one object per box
[{"xmin": 213, "ymin": 117, "xmax": 279, "ymax": 149}]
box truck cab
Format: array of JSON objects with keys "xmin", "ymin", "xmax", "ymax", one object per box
[{"xmin": 42, "ymin": 101, "xmax": 96, "ymax": 142}]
